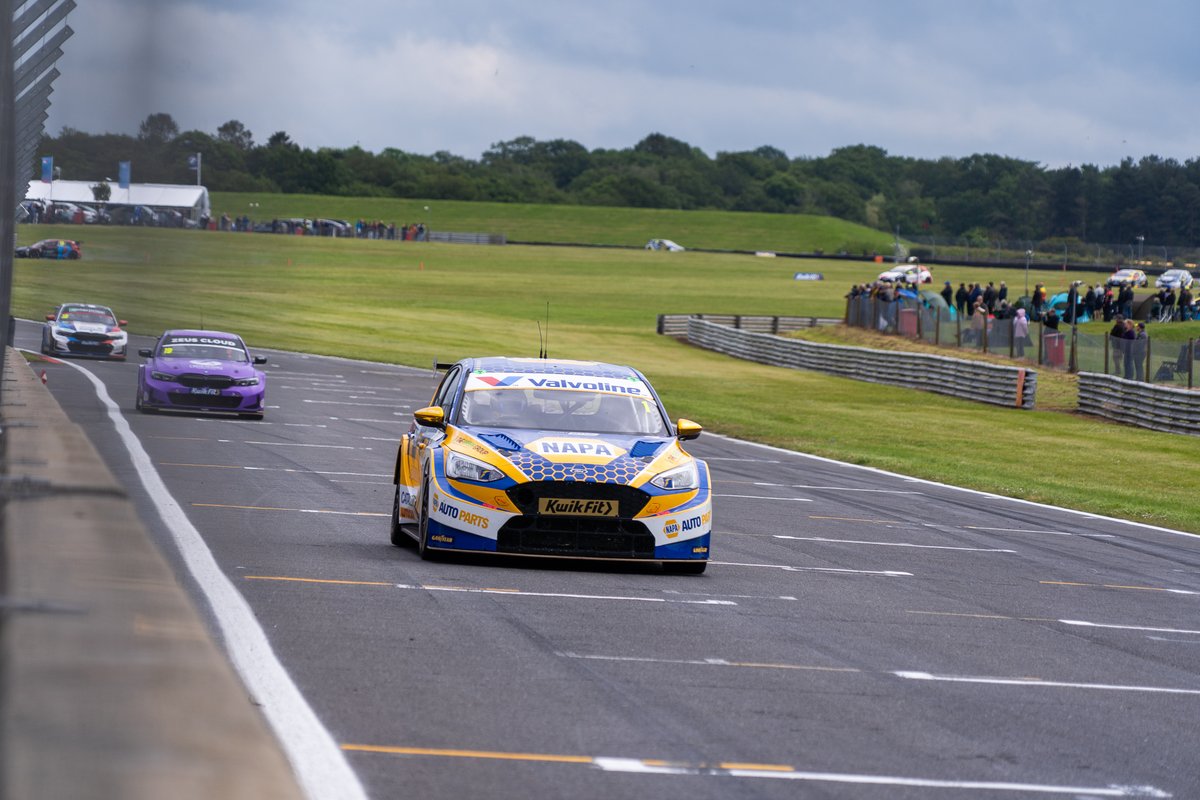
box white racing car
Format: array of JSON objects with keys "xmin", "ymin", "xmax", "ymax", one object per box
[{"xmin": 40, "ymin": 302, "xmax": 129, "ymax": 360}]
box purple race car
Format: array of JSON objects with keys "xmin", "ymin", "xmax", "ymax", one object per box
[{"xmin": 136, "ymin": 330, "xmax": 268, "ymax": 419}]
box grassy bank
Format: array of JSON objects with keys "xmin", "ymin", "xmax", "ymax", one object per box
[{"xmin": 14, "ymin": 224, "xmax": 1199, "ymax": 533}]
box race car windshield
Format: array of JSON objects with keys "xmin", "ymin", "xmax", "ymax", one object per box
[
  {"xmin": 460, "ymin": 388, "xmax": 668, "ymax": 435},
  {"xmin": 61, "ymin": 309, "xmax": 115, "ymax": 325},
  {"xmin": 158, "ymin": 343, "xmax": 249, "ymax": 362}
]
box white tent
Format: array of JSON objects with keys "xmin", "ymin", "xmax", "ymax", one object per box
[{"xmin": 24, "ymin": 180, "xmax": 211, "ymax": 219}]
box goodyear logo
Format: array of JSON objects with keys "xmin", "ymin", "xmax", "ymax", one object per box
[
  {"xmin": 692, "ymin": 546, "xmax": 708, "ymax": 554},
  {"xmin": 538, "ymin": 498, "xmax": 618, "ymax": 517},
  {"xmin": 527, "ymin": 436, "xmax": 626, "ymax": 465},
  {"xmin": 431, "ymin": 534, "xmax": 454, "ymax": 544}
]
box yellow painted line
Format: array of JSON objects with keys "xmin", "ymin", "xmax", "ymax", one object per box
[
  {"xmin": 191, "ymin": 502, "xmax": 387, "ymax": 517},
  {"xmin": 729, "ymin": 661, "xmax": 860, "ymax": 673},
  {"xmin": 808, "ymin": 515, "xmax": 900, "ymax": 524},
  {"xmin": 718, "ymin": 762, "xmax": 795, "ymax": 772},
  {"xmin": 159, "ymin": 462, "xmax": 244, "ymax": 469},
  {"xmin": 906, "ymin": 610, "xmax": 1058, "ymax": 622},
  {"xmin": 341, "ymin": 744, "xmax": 594, "ymax": 764},
  {"xmin": 246, "ymin": 576, "xmax": 393, "ymax": 587},
  {"xmin": 1041, "ymin": 580, "xmax": 1185, "ymax": 593}
]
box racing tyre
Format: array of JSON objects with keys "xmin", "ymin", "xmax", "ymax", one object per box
[
  {"xmin": 390, "ymin": 486, "xmax": 411, "ymax": 547},
  {"xmin": 663, "ymin": 561, "xmax": 707, "ymax": 575}
]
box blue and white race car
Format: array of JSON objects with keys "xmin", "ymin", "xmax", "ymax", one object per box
[
  {"xmin": 391, "ymin": 357, "xmax": 712, "ymax": 573},
  {"xmin": 41, "ymin": 302, "xmax": 128, "ymax": 359}
]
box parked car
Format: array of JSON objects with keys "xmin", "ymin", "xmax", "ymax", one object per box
[
  {"xmin": 1155, "ymin": 269, "xmax": 1194, "ymax": 290},
  {"xmin": 108, "ymin": 204, "xmax": 159, "ymax": 226},
  {"xmin": 49, "ymin": 202, "xmax": 99, "ymax": 224},
  {"xmin": 878, "ymin": 263, "xmax": 932, "ymax": 284},
  {"xmin": 645, "ymin": 238, "xmax": 685, "ymax": 252},
  {"xmin": 15, "ymin": 238, "xmax": 81, "ymax": 259},
  {"xmin": 1106, "ymin": 268, "xmax": 1147, "ymax": 287}
]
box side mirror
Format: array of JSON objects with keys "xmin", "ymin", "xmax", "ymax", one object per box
[
  {"xmin": 676, "ymin": 418, "xmax": 702, "ymax": 441},
  {"xmin": 138, "ymin": 348, "xmax": 153, "ymax": 358},
  {"xmin": 413, "ymin": 405, "xmax": 446, "ymax": 429},
  {"xmin": 253, "ymin": 355, "xmax": 268, "ymax": 365},
  {"xmin": 45, "ymin": 313, "xmax": 55, "ymax": 321},
  {"xmin": 118, "ymin": 319, "xmax": 128, "ymax": 326}
]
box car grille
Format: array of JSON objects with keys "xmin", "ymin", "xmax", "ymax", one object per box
[
  {"xmin": 498, "ymin": 481, "xmax": 655, "ymax": 558},
  {"xmin": 179, "ymin": 373, "xmax": 235, "ymax": 389},
  {"xmin": 167, "ymin": 392, "xmax": 243, "ymax": 409},
  {"xmin": 67, "ymin": 340, "xmax": 113, "ymax": 354},
  {"xmin": 70, "ymin": 331, "xmax": 111, "ymax": 342}
]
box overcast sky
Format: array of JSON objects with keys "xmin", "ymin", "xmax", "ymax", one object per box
[{"xmin": 41, "ymin": 0, "xmax": 1200, "ymax": 167}]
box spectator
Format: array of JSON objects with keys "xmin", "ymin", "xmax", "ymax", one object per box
[
  {"xmin": 1101, "ymin": 286, "xmax": 1114, "ymax": 321},
  {"xmin": 983, "ymin": 281, "xmax": 997, "ymax": 314},
  {"xmin": 1013, "ymin": 308, "xmax": 1030, "ymax": 357},
  {"xmin": 997, "ymin": 281, "xmax": 1008, "ymax": 306},
  {"xmin": 968, "ymin": 282, "xmax": 983, "ymax": 315},
  {"xmin": 940, "ymin": 280, "xmax": 953, "ymax": 309},
  {"xmin": 954, "ymin": 283, "xmax": 968, "ymax": 316},
  {"xmin": 1109, "ymin": 315, "xmax": 1126, "ymax": 373},
  {"xmin": 1043, "ymin": 307, "xmax": 1060, "ymax": 331},
  {"xmin": 1118, "ymin": 282, "xmax": 1135, "ymax": 318},
  {"xmin": 1180, "ymin": 285, "xmax": 1194, "ymax": 321},
  {"xmin": 1084, "ymin": 284, "xmax": 1098, "ymax": 318},
  {"xmin": 1032, "ymin": 283, "xmax": 1047, "ymax": 319},
  {"xmin": 994, "ymin": 300, "xmax": 1011, "ymax": 320}
]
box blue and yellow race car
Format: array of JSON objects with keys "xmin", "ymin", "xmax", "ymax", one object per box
[{"xmin": 391, "ymin": 357, "xmax": 712, "ymax": 573}]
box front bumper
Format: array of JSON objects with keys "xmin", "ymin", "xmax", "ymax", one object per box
[
  {"xmin": 419, "ymin": 459, "xmax": 712, "ymax": 562},
  {"xmin": 48, "ymin": 331, "xmax": 127, "ymax": 359},
  {"xmin": 140, "ymin": 377, "xmax": 265, "ymax": 413}
]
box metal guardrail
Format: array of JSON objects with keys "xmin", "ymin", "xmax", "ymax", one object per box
[
  {"xmin": 1077, "ymin": 372, "xmax": 1200, "ymax": 436},
  {"xmin": 657, "ymin": 313, "xmax": 841, "ymax": 336},
  {"xmin": 683, "ymin": 317, "xmax": 1037, "ymax": 409}
]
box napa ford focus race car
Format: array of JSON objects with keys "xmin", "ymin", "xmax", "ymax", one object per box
[
  {"xmin": 391, "ymin": 357, "xmax": 712, "ymax": 573},
  {"xmin": 136, "ymin": 330, "xmax": 268, "ymax": 418},
  {"xmin": 41, "ymin": 302, "xmax": 128, "ymax": 359}
]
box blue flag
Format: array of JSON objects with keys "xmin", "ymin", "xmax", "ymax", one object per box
[
  {"xmin": 118, "ymin": 161, "xmax": 131, "ymax": 189},
  {"xmin": 41, "ymin": 156, "xmax": 53, "ymax": 183}
]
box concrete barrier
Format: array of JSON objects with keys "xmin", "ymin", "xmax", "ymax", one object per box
[
  {"xmin": 1, "ymin": 348, "xmax": 303, "ymax": 800},
  {"xmin": 1078, "ymin": 371, "xmax": 1200, "ymax": 435}
]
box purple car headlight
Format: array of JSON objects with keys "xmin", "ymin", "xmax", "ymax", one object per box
[
  {"xmin": 233, "ymin": 376, "xmax": 260, "ymax": 387},
  {"xmin": 150, "ymin": 370, "xmax": 178, "ymax": 382}
]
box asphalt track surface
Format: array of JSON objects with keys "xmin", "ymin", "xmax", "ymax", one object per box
[{"xmin": 16, "ymin": 318, "xmax": 1200, "ymax": 800}]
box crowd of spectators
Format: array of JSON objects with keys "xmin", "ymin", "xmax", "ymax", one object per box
[{"xmin": 211, "ymin": 213, "xmax": 429, "ymax": 241}]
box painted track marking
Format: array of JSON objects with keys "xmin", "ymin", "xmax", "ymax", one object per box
[
  {"xmin": 194, "ymin": 503, "xmax": 387, "ymax": 517},
  {"xmin": 713, "ymin": 561, "xmax": 912, "ymax": 577},
  {"xmin": 1041, "ymin": 581, "xmax": 1199, "ymax": 596},
  {"xmin": 775, "ymin": 535, "xmax": 1015, "ymax": 552}
]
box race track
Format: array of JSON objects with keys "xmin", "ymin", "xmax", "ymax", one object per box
[{"xmin": 16, "ymin": 319, "xmax": 1200, "ymax": 800}]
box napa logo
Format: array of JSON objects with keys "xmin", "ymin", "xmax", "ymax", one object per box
[
  {"xmin": 663, "ymin": 518, "xmax": 680, "ymax": 539},
  {"xmin": 527, "ymin": 436, "xmax": 627, "ymax": 465}
]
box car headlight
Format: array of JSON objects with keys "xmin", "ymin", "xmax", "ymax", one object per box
[
  {"xmin": 650, "ymin": 462, "xmax": 699, "ymax": 491},
  {"xmin": 150, "ymin": 370, "xmax": 178, "ymax": 382},
  {"xmin": 53, "ymin": 327, "xmax": 72, "ymax": 338},
  {"xmin": 446, "ymin": 450, "xmax": 504, "ymax": 483},
  {"xmin": 234, "ymin": 376, "xmax": 260, "ymax": 386}
]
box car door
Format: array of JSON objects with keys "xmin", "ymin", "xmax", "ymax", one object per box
[{"xmin": 397, "ymin": 364, "xmax": 464, "ymax": 514}]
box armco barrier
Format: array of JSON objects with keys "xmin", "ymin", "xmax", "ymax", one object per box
[
  {"xmin": 1078, "ymin": 372, "xmax": 1200, "ymax": 435},
  {"xmin": 657, "ymin": 313, "xmax": 841, "ymax": 336},
  {"xmin": 685, "ymin": 318, "xmax": 1037, "ymax": 409}
]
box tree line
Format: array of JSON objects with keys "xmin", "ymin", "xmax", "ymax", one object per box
[{"xmin": 37, "ymin": 112, "xmax": 1200, "ymax": 247}]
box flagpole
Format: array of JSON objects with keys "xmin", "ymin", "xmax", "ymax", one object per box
[{"xmin": 196, "ymin": 152, "xmax": 201, "ymax": 187}]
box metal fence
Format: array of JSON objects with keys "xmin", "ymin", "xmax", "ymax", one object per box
[
  {"xmin": 657, "ymin": 314, "xmax": 841, "ymax": 336},
  {"xmin": 847, "ymin": 295, "xmax": 1199, "ymax": 389},
  {"xmin": 898, "ymin": 235, "xmax": 1200, "ymax": 272}
]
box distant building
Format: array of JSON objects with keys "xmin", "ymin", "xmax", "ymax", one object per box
[{"xmin": 24, "ymin": 180, "xmax": 211, "ymax": 221}]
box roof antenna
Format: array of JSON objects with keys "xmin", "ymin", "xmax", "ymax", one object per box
[
  {"xmin": 536, "ymin": 320, "xmax": 544, "ymax": 359},
  {"xmin": 543, "ymin": 301, "xmax": 550, "ymax": 359}
]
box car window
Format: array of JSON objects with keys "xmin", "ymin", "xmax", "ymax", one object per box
[{"xmin": 431, "ymin": 366, "xmax": 462, "ymax": 410}]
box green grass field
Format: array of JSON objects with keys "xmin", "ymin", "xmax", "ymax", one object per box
[{"xmin": 14, "ymin": 222, "xmax": 1200, "ymax": 534}]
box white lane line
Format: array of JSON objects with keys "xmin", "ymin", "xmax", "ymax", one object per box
[
  {"xmin": 774, "ymin": 535, "xmax": 1015, "ymax": 553},
  {"xmin": 263, "ymin": 371, "xmax": 345, "ymax": 379},
  {"xmin": 56, "ymin": 359, "xmax": 367, "ymax": 799},
  {"xmin": 396, "ymin": 585, "xmax": 735, "ymax": 605},
  {"xmin": 751, "ymin": 482, "xmax": 921, "ymax": 495},
  {"xmin": 1060, "ymin": 620, "xmax": 1200, "ymax": 636},
  {"xmin": 590, "ymin": 758, "xmax": 1167, "ymax": 796},
  {"xmin": 346, "ymin": 418, "xmax": 410, "ymax": 424},
  {"xmin": 662, "ymin": 589, "xmax": 799, "ymax": 601},
  {"xmin": 330, "ymin": 480, "xmax": 392, "ymax": 486},
  {"xmin": 159, "ymin": 463, "xmax": 391, "ymax": 479},
  {"xmin": 963, "ymin": 525, "xmax": 1115, "ymax": 538},
  {"xmin": 220, "ymin": 439, "xmax": 371, "ymax": 450},
  {"xmin": 302, "ymin": 399, "xmax": 403, "ymax": 408},
  {"xmin": 195, "ymin": 419, "xmax": 328, "ymax": 428},
  {"xmin": 703, "ymin": 456, "xmax": 780, "ymax": 463},
  {"xmin": 278, "ymin": 385, "xmax": 373, "ymax": 393},
  {"xmin": 712, "ymin": 561, "xmax": 912, "ymax": 577},
  {"xmin": 895, "ymin": 671, "xmax": 1200, "ymax": 696},
  {"xmin": 715, "ymin": 494, "xmax": 813, "ymax": 502},
  {"xmin": 557, "ymin": 652, "xmax": 855, "ymax": 672},
  {"xmin": 361, "ymin": 436, "xmax": 397, "ymax": 442},
  {"xmin": 194, "ymin": 503, "xmax": 387, "ymax": 518}
]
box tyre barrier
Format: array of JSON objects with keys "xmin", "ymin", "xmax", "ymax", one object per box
[
  {"xmin": 657, "ymin": 313, "xmax": 841, "ymax": 337},
  {"xmin": 683, "ymin": 317, "xmax": 1037, "ymax": 409},
  {"xmin": 1077, "ymin": 372, "xmax": 1200, "ymax": 436}
]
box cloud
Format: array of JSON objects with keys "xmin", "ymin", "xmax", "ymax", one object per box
[{"xmin": 44, "ymin": 0, "xmax": 1200, "ymax": 167}]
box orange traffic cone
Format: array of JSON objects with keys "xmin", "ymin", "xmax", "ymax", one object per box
[{"xmin": 40, "ymin": 369, "xmax": 47, "ymax": 384}]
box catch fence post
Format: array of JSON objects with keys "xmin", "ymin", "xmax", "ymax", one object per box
[
  {"xmin": 1069, "ymin": 324, "xmax": 1078, "ymax": 373},
  {"xmin": 1037, "ymin": 324, "xmax": 1044, "ymax": 365},
  {"xmin": 1190, "ymin": 338, "xmax": 1195, "ymax": 390},
  {"xmin": 1103, "ymin": 334, "xmax": 1109, "ymax": 375},
  {"xmin": 1145, "ymin": 336, "xmax": 1151, "ymax": 383},
  {"xmin": 935, "ymin": 311, "xmax": 941, "ymax": 346}
]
